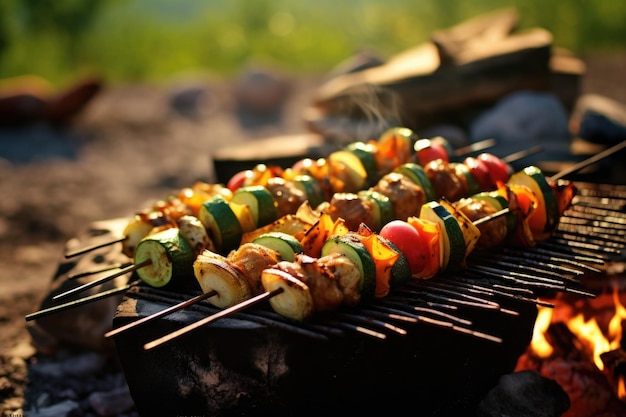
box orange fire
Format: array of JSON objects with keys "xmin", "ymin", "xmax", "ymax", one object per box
[
  {"xmin": 528, "ymin": 286, "xmax": 626, "ymax": 400},
  {"xmin": 530, "ymin": 305, "xmax": 554, "ymax": 358}
]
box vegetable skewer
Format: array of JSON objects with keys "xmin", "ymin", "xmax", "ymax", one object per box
[
  {"xmin": 52, "ymin": 138, "xmax": 535, "ymax": 304},
  {"xmin": 28, "ymin": 136, "xmax": 606, "ymax": 334},
  {"xmin": 141, "ymin": 143, "xmax": 623, "ymax": 347},
  {"xmin": 61, "ymin": 132, "xmax": 507, "ymax": 260},
  {"xmin": 140, "ymin": 197, "xmax": 529, "ymax": 350},
  {"xmin": 34, "ymin": 156, "xmax": 580, "ymax": 319}
]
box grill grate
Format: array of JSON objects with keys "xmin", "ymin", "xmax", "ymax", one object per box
[{"xmin": 124, "ymin": 181, "xmax": 626, "ymax": 344}]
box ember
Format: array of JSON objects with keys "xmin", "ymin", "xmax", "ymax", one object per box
[{"xmin": 516, "ymin": 268, "xmax": 626, "ymax": 416}]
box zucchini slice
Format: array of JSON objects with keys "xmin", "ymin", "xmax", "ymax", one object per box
[
  {"xmin": 327, "ymin": 149, "xmax": 369, "ymax": 193},
  {"xmin": 357, "ymin": 189, "xmax": 394, "ymax": 232},
  {"xmin": 134, "ymin": 228, "xmax": 196, "ymax": 289},
  {"xmin": 470, "ymin": 191, "xmax": 518, "ymax": 237},
  {"xmin": 231, "ymin": 185, "xmax": 279, "ymax": 228},
  {"xmin": 394, "ymin": 163, "xmax": 437, "ymax": 202},
  {"xmin": 292, "ymin": 174, "xmax": 325, "ymax": 209},
  {"xmin": 321, "ymin": 234, "xmax": 377, "ymax": 299},
  {"xmin": 121, "ymin": 216, "xmax": 156, "ymax": 258},
  {"xmin": 420, "ymin": 201, "xmax": 466, "ymax": 272},
  {"xmin": 198, "ymin": 195, "xmax": 243, "ymax": 254},
  {"xmin": 345, "ymin": 141, "xmax": 380, "ymax": 186},
  {"xmin": 252, "ymin": 232, "xmax": 304, "ymax": 262},
  {"xmin": 439, "ymin": 199, "xmax": 481, "ymax": 262},
  {"xmin": 508, "ymin": 166, "xmax": 559, "ymax": 240}
]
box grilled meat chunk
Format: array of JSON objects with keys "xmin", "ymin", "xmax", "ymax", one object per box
[
  {"xmin": 455, "ymin": 198, "xmax": 508, "ymax": 249},
  {"xmin": 265, "ymin": 177, "xmax": 308, "ymax": 217},
  {"xmin": 315, "ymin": 253, "xmax": 362, "ymax": 307},
  {"xmin": 228, "ymin": 243, "xmax": 282, "ymax": 294},
  {"xmin": 424, "ymin": 159, "xmax": 465, "ymax": 201},
  {"xmin": 372, "ymin": 172, "xmax": 426, "ymax": 221},
  {"xmin": 324, "ymin": 192, "xmax": 374, "ymax": 231},
  {"xmin": 296, "ymin": 254, "xmax": 344, "ymax": 312}
]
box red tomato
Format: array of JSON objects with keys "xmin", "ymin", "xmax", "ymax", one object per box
[
  {"xmin": 463, "ymin": 156, "xmax": 492, "ymax": 191},
  {"xmin": 226, "ymin": 170, "xmax": 249, "ymax": 191},
  {"xmin": 414, "ymin": 139, "xmax": 449, "ymax": 166},
  {"xmin": 477, "ymin": 153, "xmax": 512, "ymax": 186},
  {"xmin": 379, "ymin": 220, "xmax": 429, "ymax": 274}
]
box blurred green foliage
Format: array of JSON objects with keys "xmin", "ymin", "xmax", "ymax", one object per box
[{"xmin": 0, "ymin": 0, "xmax": 624, "ymax": 86}]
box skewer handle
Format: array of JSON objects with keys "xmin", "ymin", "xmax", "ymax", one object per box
[
  {"xmin": 105, "ymin": 290, "xmax": 217, "ymax": 338},
  {"xmin": 550, "ymin": 140, "xmax": 626, "ymax": 181},
  {"xmin": 144, "ymin": 288, "xmax": 283, "ymax": 351},
  {"xmin": 52, "ymin": 259, "xmax": 151, "ymax": 300},
  {"xmin": 68, "ymin": 263, "xmax": 132, "ymax": 280},
  {"xmin": 65, "ymin": 236, "xmax": 127, "ymax": 259},
  {"xmin": 25, "ymin": 280, "xmax": 139, "ymax": 322}
]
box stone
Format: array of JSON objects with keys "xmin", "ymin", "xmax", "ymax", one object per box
[
  {"xmin": 570, "ymin": 93, "xmax": 626, "ymax": 146},
  {"xmin": 89, "ymin": 386, "xmax": 135, "ymax": 417},
  {"xmin": 25, "ymin": 399, "xmax": 81, "ymax": 417},
  {"xmin": 468, "ymin": 91, "xmax": 572, "ymax": 169},
  {"xmin": 476, "ymin": 370, "xmax": 571, "ymax": 417}
]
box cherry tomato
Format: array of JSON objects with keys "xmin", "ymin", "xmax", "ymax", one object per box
[
  {"xmin": 463, "ymin": 156, "xmax": 492, "ymax": 191},
  {"xmin": 227, "ymin": 170, "xmax": 249, "ymax": 191},
  {"xmin": 379, "ymin": 220, "xmax": 429, "ymax": 274},
  {"xmin": 477, "ymin": 153, "xmax": 512, "ymax": 186},
  {"xmin": 414, "ymin": 139, "xmax": 449, "ymax": 166}
]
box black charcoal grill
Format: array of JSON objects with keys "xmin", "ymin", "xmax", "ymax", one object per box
[{"xmin": 99, "ymin": 181, "xmax": 624, "ymax": 417}]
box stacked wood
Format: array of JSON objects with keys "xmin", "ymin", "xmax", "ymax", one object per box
[{"xmin": 305, "ymin": 8, "xmax": 585, "ymax": 141}]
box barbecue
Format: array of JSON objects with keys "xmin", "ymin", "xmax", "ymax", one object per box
[
  {"xmin": 24, "ymin": 132, "xmax": 626, "ymax": 416},
  {"xmin": 108, "ymin": 179, "xmax": 622, "ymax": 417}
]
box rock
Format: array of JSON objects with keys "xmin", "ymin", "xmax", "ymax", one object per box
[
  {"xmin": 468, "ymin": 91, "xmax": 572, "ymax": 169},
  {"xmin": 570, "ymin": 93, "xmax": 626, "ymax": 146},
  {"xmin": 168, "ymin": 82, "xmax": 218, "ymax": 120},
  {"xmin": 234, "ymin": 68, "xmax": 291, "ymax": 128},
  {"xmin": 89, "ymin": 386, "xmax": 135, "ymax": 417},
  {"xmin": 25, "ymin": 399, "xmax": 81, "ymax": 417},
  {"xmin": 477, "ymin": 370, "xmax": 571, "ymax": 417}
]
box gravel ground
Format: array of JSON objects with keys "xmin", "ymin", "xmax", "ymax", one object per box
[{"xmin": 1, "ymin": 52, "xmax": 625, "ymax": 416}]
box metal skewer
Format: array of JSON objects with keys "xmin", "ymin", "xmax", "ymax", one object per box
[
  {"xmin": 67, "ymin": 263, "xmax": 132, "ymax": 280},
  {"xmin": 25, "ymin": 280, "xmax": 141, "ymax": 321},
  {"xmin": 454, "ymin": 138, "xmax": 497, "ymax": 156},
  {"xmin": 144, "ymin": 288, "xmax": 283, "ymax": 351},
  {"xmin": 51, "ymin": 259, "xmax": 151, "ymax": 300},
  {"xmin": 65, "ymin": 236, "xmax": 127, "ymax": 259},
  {"xmin": 501, "ymin": 145, "xmax": 543, "ymax": 164},
  {"xmin": 549, "ymin": 140, "xmax": 626, "ymax": 182},
  {"xmin": 105, "ymin": 290, "xmax": 217, "ymax": 338}
]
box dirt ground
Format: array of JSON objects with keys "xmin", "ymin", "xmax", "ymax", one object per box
[{"xmin": 1, "ymin": 52, "xmax": 625, "ymax": 414}]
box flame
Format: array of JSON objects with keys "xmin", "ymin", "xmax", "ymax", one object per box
[
  {"xmin": 530, "ymin": 286, "xmax": 626, "ymax": 370},
  {"xmin": 562, "ymin": 286, "xmax": 626, "ymax": 371},
  {"xmin": 608, "ymin": 286, "xmax": 626, "ymax": 350},
  {"xmin": 530, "ymin": 306, "xmax": 554, "ymax": 358},
  {"xmin": 566, "ymin": 313, "xmax": 609, "ymax": 370}
]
